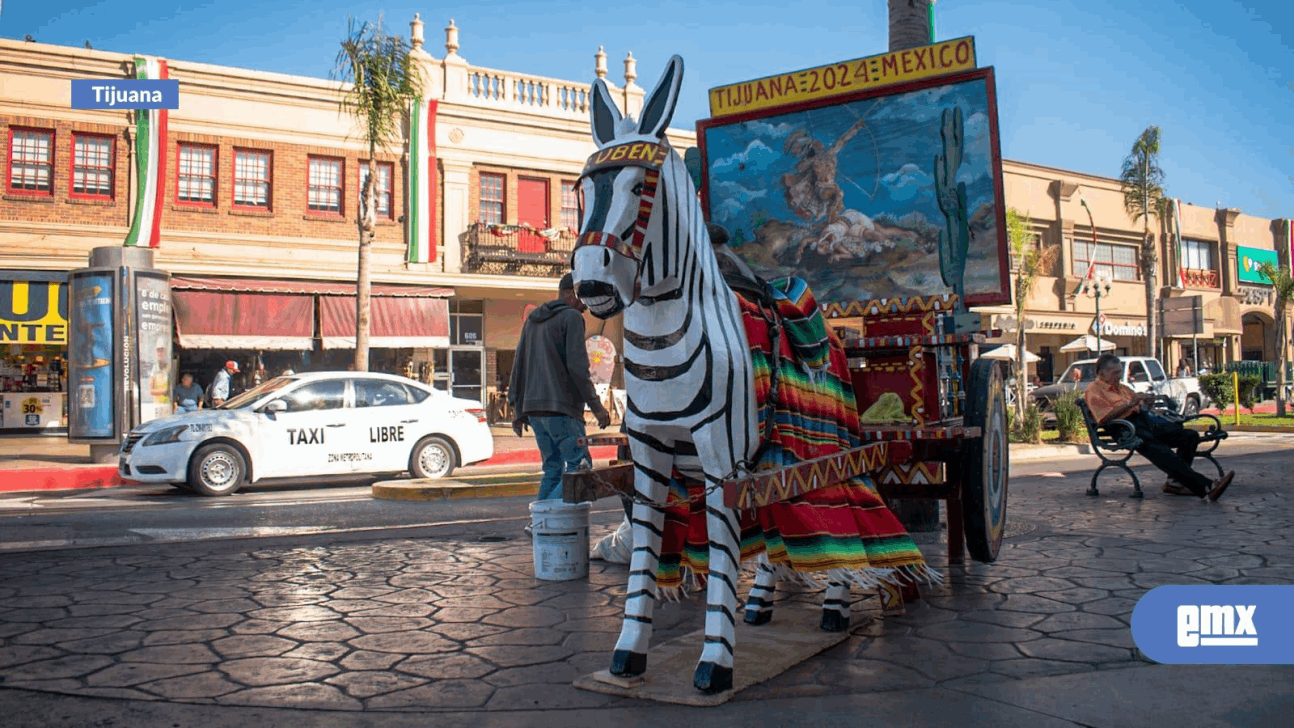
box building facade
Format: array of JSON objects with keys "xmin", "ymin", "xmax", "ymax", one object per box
[{"xmin": 1, "ymin": 19, "xmax": 1290, "ymax": 434}]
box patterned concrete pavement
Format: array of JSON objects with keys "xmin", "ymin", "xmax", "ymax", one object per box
[{"xmin": 0, "ymin": 447, "xmax": 1291, "ymax": 722}]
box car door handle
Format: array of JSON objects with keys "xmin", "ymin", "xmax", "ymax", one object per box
[
  {"xmin": 400, "ymin": 419, "xmax": 419, "ymax": 424},
  {"xmin": 326, "ymin": 423, "xmax": 346, "ymax": 428}
]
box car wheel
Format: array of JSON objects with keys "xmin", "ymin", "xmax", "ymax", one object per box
[
  {"xmin": 187, "ymin": 443, "xmax": 247, "ymax": 496},
  {"xmin": 1184, "ymin": 395, "xmax": 1200, "ymax": 417},
  {"xmin": 411, "ymin": 436, "xmax": 456, "ymax": 479}
]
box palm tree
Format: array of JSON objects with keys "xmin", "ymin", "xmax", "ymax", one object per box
[
  {"xmin": 332, "ymin": 15, "xmax": 424, "ymax": 371},
  {"xmin": 1007, "ymin": 208, "xmax": 1057, "ymax": 421},
  {"xmin": 1257, "ymin": 255, "xmax": 1294, "ymax": 417},
  {"xmin": 889, "ymin": 0, "xmax": 933, "ymax": 52},
  {"xmin": 1118, "ymin": 126, "xmax": 1166, "ymax": 361}
]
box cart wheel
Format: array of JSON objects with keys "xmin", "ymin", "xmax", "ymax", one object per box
[{"xmin": 961, "ymin": 357, "xmax": 1009, "ymax": 563}]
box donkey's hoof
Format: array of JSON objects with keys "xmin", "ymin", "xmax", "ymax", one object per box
[
  {"xmin": 693, "ymin": 661, "xmax": 733, "ymax": 694},
  {"xmin": 610, "ymin": 649, "xmax": 647, "ymax": 677},
  {"xmin": 820, "ymin": 610, "xmax": 848, "ymax": 632},
  {"xmin": 744, "ymin": 609, "xmax": 772, "ymax": 625}
]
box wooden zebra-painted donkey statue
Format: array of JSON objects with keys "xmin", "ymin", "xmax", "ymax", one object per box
[
  {"xmin": 571, "ymin": 56, "xmax": 935, "ymax": 695},
  {"xmin": 570, "ymin": 55, "xmax": 757, "ymax": 694}
]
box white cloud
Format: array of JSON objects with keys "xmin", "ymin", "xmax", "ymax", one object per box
[
  {"xmin": 882, "ymin": 163, "xmax": 932, "ymax": 201},
  {"xmin": 745, "ymin": 121, "xmax": 795, "ymax": 138},
  {"xmin": 711, "ymin": 139, "xmax": 779, "ymax": 175},
  {"xmin": 711, "ymin": 180, "xmax": 767, "ymax": 222}
]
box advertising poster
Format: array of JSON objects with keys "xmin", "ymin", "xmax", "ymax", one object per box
[
  {"xmin": 135, "ymin": 272, "xmax": 172, "ymax": 424},
  {"xmin": 1236, "ymin": 246, "xmax": 1279, "ymax": 284},
  {"xmin": 69, "ymin": 273, "xmax": 115, "ymax": 439}
]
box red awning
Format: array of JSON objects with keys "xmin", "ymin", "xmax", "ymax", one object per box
[
  {"xmin": 173, "ymin": 290, "xmax": 314, "ymax": 351},
  {"xmin": 319, "ymin": 296, "xmax": 450, "ymax": 350},
  {"xmin": 171, "ymin": 276, "xmax": 453, "ymax": 298}
]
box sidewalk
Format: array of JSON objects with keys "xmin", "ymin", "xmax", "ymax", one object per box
[{"xmin": 1, "ymin": 449, "xmax": 1291, "ymax": 726}]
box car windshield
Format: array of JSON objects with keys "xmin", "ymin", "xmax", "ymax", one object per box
[
  {"xmin": 1061, "ymin": 363, "xmax": 1099, "ymax": 383},
  {"xmin": 219, "ymin": 377, "xmax": 296, "ymax": 409}
]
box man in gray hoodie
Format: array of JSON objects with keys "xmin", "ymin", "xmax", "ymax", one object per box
[{"xmin": 510, "ymin": 273, "xmax": 611, "ymax": 505}]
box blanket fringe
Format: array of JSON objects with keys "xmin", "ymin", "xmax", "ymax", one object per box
[{"xmin": 748, "ymin": 560, "xmax": 942, "ymax": 591}]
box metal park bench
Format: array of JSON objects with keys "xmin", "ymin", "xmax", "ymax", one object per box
[{"xmin": 1076, "ymin": 396, "xmax": 1227, "ymax": 499}]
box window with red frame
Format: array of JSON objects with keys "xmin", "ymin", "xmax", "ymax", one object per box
[
  {"xmin": 72, "ymin": 133, "xmax": 114, "ymax": 199},
  {"xmin": 360, "ymin": 162, "xmax": 393, "ymax": 218},
  {"xmin": 176, "ymin": 143, "xmax": 216, "ymax": 206},
  {"xmin": 560, "ymin": 180, "xmax": 581, "ymax": 230},
  {"xmin": 478, "ymin": 172, "xmax": 504, "ymax": 224},
  {"xmin": 308, "ymin": 156, "xmax": 343, "ymax": 214},
  {"xmin": 234, "ymin": 149, "xmax": 271, "ymax": 209},
  {"xmin": 8, "ymin": 128, "xmax": 53, "ymax": 195}
]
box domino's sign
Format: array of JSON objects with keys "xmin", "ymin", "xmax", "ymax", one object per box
[{"xmin": 1131, "ymin": 585, "xmax": 1294, "ymax": 663}]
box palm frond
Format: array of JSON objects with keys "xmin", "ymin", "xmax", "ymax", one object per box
[{"xmin": 330, "ymin": 14, "xmax": 425, "ymax": 155}]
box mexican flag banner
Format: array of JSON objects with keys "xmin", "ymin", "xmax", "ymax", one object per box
[
  {"xmin": 123, "ymin": 56, "xmax": 169, "ymax": 248},
  {"xmin": 405, "ymin": 97, "xmax": 438, "ymax": 264}
]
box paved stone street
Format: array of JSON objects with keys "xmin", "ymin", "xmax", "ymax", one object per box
[{"xmin": 0, "ymin": 448, "xmax": 1291, "ymax": 723}]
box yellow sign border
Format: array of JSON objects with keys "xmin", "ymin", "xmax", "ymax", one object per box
[{"xmin": 708, "ymin": 36, "xmax": 977, "ymax": 119}]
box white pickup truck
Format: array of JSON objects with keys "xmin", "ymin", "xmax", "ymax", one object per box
[{"xmin": 1030, "ymin": 356, "xmax": 1207, "ymax": 417}]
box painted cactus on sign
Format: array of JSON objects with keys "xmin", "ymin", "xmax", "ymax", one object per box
[{"xmin": 934, "ymin": 105, "xmax": 970, "ymax": 308}]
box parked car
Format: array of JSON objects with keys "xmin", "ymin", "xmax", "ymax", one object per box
[
  {"xmin": 1030, "ymin": 357, "xmax": 1207, "ymax": 426},
  {"xmin": 119, "ymin": 372, "xmax": 494, "ymax": 496}
]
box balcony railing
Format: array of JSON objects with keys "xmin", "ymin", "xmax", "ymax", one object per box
[
  {"xmin": 461, "ymin": 222, "xmax": 577, "ymax": 277},
  {"xmin": 1182, "ymin": 268, "xmax": 1220, "ymax": 288},
  {"xmin": 461, "ymin": 65, "xmax": 597, "ymax": 120}
]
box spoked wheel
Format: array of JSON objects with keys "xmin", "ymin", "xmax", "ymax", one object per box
[
  {"xmin": 410, "ymin": 436, "xmax": 456, "ymax": 479},
  {"xmin": 960, "ymin": 357, "xmax": 1009, "ymax": 563},
  {"xmin": 186, "ymin": 443, "xmax": 247, "ymax": 497}
]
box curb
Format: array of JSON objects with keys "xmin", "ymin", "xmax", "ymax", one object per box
[
  {"xmin": 372, "ymin": 478, "xmax": 538, "ymax": 501},
  {"xmin": 0, "ymin": 466, "xmax": 122, "ymax": 493},
  {"xmin": 1009, "ymin": 443, "xmax": 1093, "ymax": 461}
]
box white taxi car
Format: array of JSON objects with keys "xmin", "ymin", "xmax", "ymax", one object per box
[{"xmin": 119, "ymin": 372, "xmax": 494, "ymax": 496}]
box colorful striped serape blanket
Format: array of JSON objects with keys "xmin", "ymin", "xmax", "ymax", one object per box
[{"xmin": 655, "ymin": 277, "xmax": 940, "ymax": 596}]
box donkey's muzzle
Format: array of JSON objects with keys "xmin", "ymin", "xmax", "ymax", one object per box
[
  {"xmin": 577, "ymin": 280, "xmax": 624, "ymax": 319},
  {"xmin": 578, "ymin": 280, "xmax": 616, "ymax": 301}
]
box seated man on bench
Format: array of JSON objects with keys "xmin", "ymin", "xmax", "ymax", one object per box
[{"xmin": 1083, "ymin": 354, "xmax": 1234, "ymax": 502}]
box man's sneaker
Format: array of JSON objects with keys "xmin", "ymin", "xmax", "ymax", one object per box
[
  {"xmin": 1207, "ymin": 471, "xmax": 1235, "ymax": 502},
  {"xmin": 523, "ymin": 524, "xmax": 533, "ymax": 538},
  {"xmin": 1162, "ymin": 479, "xmax": 1194, "ymax": 496}
]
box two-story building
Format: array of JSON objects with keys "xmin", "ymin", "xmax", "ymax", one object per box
[{"xmin": 1, "ymin": 17, "xmax": 1290, "ymax": 436}]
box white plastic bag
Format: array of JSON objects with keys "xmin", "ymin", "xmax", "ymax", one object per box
[{"xmin": 592, "ymin": 516, "xmax": 633, "ymax": 564}]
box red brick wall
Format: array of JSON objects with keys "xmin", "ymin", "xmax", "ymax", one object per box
[{"xmin": 1, "ymin": 115, "xmax": 406, "ymax": 246}]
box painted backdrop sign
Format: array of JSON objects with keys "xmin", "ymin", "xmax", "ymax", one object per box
[
  {"xmin": 1237, "ymin": 246, "xmax": 1279, "ymax": 284},
  {"xmin": 698, "ymin": 67, "xmax": 1009, "ymax": 306}
]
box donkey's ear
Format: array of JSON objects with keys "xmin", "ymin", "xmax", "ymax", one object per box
[
  {"xmin": 590, "ymin": 78, "xmax": 623, "ymax": 148},
  {"xmin": 637, "ymin": 55, "xmax": 683, "ymax": 139}
]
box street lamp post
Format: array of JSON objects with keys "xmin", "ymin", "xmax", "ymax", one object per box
[{"xmin": 1087, "ymin": 270, "xmax": 1113, "ymax": 355}]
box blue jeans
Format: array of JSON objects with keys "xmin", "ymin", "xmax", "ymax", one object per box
[{"xmin": 529, "ymin": 415, "xmax": 591, "ymax": 502}]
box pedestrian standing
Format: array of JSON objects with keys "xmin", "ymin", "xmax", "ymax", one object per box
[
  {"xmin": 510, "ymin": 274, "xmax": 611, "ymax": 530},
  {"xmin": 208, "ymin": 360, "xmax": 239, "ymax": 407}
]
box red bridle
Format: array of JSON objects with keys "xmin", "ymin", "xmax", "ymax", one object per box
[{"xmin": 571, "ymin": 141, "xmax": 669, "ymax": 266}]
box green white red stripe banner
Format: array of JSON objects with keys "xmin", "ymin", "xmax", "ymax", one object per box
[
  {"xmin": 123, "ymin": 56, "xmax": 168, "ymax": 248},
  {"xmin": 1173, "ymin": 198, "xmax": 1184, "ymax": 286},
  {"xmin": 405, "ymin": 97, "xmax": 437, "ymax": 263}
]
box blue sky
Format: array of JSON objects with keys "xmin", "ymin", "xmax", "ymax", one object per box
[{"xmin": 4, "ymin": 0, "xmax": 1290, "ymax": 219}]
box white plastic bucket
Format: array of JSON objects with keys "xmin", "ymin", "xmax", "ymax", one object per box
[{"xmin": 529, "ymin": 499, "xmax": 591, "ymax": 581}]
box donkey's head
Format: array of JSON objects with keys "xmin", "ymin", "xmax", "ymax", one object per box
[{"xmin": 570, "ymin": 55, "xmax": 684, "ymax": 319}]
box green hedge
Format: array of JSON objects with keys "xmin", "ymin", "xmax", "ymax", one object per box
[{"xmin": 1200, "ymin": 373, "xmax": 1262, "ymax": 411}]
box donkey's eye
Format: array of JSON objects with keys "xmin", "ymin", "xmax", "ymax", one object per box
[{"xmin": 632, "ymin": 182, "xmax": 644, "ymax": 196}]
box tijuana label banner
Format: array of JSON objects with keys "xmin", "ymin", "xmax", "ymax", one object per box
[
  {"xmin": 708, "ymin": 36, "xmax": 977, "ymax": 118},
  {"xmin": 1237, "ymin": 246, "xmax": 1279, "ymax": 284},
  {"xmin": 0, "ymin": 281, "xmax": 68, "ymax": 345}
]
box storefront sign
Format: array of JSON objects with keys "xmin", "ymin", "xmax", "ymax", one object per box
[
  {"xmin": 68, "ymin": 273, "xmax": 116, "ymax": 439},
  {"xmin": 1237, "ymin": 286, "xmax": 1274, "ymax": 306},
  {"xmin": 708, "ymin": 36, "xmax": 976, "ymax": 117},
  {"xmin": 1237, "ymin": 246, "xmax": 1279, "ymax": 284},
  {"xmin": 0, "ymin": 281, "xmax": 68, "ymax": 345},
  {"xmin": 136, "ymin": 272, "xmax": 172, "ymax": 424},
  {"xmin": 1091, "ymin": 318, "xmax": 1147, "ymax": 337}
]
